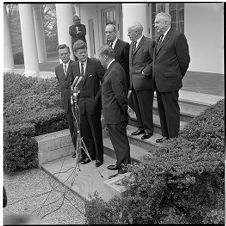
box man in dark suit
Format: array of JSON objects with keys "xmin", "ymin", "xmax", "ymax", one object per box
[
  {"xmin": 69, "ymin": 15, "xmax": 86, "ymax": 60},
  {"xmin": 153, "ymin": 12, "xmax": 190, "ymax": 143},
  {"xmin": 98, "ymin": 45, "xmax": 131, "ymax": 179},
  {"xmin": 128, "ymin": 22, "xmax": 156, "ymax": 140},
  {"xmin": 55, "ymin": 44, "xmax": 76, "ymax": 158},
  {"xmin": 71, "ymin": 40, "xmax": 105, "ymax": 167},
  {"xmin": 105, "ymin": 24, "xmax": 130, "ymax": 91}
]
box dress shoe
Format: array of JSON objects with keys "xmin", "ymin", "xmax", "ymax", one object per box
[
  {"xmin": 131, "ymin": 129, "xmax": 145, "ymax": 136},
  {"xmin": 108, "ymin": 169, "xmax": 127, "ymax": 179},
  {"xmin": 107, "ymin": 164, "xmax": 119, "ymax": 170},
  {"xmin": 95, "ymin": 160, "xmax": 103, "ymax": 167},
  {"xmin": 141, "ymin": 132, "xmax": 153, "ymax": 140},
  {"xmin": 156, "ymin": 136, "xmax": 169, "ymax": 143},
  {"xmin": 72, "ymin": 153, "xmax": 76, "ymax": 158},
  {"xmin": 80, "ymin": 157, "xmax": 91, "ymax": 164}
]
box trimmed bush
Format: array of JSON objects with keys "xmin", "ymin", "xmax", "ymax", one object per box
[
  {"xmin": 4, "ymin": 123, "xmax": 38, "ymax": 174},
  {"xmin": 85, "ymin": 99, "xmax": 225, "ymax": 224},
  {"xmin": 4, "ymin": 72, "xmax": 68, "ymax": 174}
]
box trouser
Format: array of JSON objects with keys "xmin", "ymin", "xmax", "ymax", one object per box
[
  {"xmin": 129, "ymin": 88, "xmax": 154, "ymax": 134},
  {"xmin": 107, "ymin": 121, "xmax": 131, "ymax": 168},
  {"xmin": 80, "ymin": 113, "xmax": 103, "ymax": 162}
]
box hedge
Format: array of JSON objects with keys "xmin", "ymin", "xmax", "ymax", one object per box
[
  {"xmin": 85, "ymin": 99, "xmax": 225, "ymax": 224},
  {"xmin": 3, "ymin": 72, "xmax": 69, "ymax": 174}
]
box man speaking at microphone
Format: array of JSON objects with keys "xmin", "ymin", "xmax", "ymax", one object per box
[
  {"xmin": 55, "ymin": 44, "xmax": 77, "ymax": 158},
  {"xmin": 71, "ymin": 40, "xmax": 105, "ymax": 167}
]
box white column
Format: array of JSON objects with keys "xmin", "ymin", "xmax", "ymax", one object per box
[
  {"xmin": 33, "ymin": 4, "xmax": 47, "ymax": 63},
  {"xmin": 19, "ymin": 4, "xmax": 39, "ymax": 77},
  {"xmin": 122, "ymin": 3, "xmax": 148, "ymax": 43},
  {"xmin": 55, "ymin": 4, "xmax": 74, "ymax": 60},
  {"xmin": 4, "ymin": 4, "xmax": 14, "ymax": 71}
]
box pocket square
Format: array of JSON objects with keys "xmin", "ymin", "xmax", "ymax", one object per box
[{"xmin": 89, "ymin": 74, "xmax": 93, "ymax": 77}]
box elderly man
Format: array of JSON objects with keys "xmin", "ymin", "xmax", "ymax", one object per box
[
  {"xmin": 98, "ymin": 45, "xmax": 131, "ymax": 179},
  {"xmin": 153, "ymin": 12, "xmax": 190, "ymax": 143},
  {"xmin": 128, "ymin": 22, "xmax": 156, "ymax": 140},
  {"xmin": 105, "ymin": 24, "xmax": 130, "ymax": 91}
]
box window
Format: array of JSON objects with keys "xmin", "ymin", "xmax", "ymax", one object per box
[
  {"xmin": 151, "ymin": 3, "xmax": 184, "ymax": 39},
  {"xmin": 169, "ymin": 3, "xmax": 184, "ymax": 33}
]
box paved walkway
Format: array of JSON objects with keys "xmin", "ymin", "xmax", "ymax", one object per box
[{"xmin": 3, "ymin": 168, "xmax": 86, "ymax": 224}]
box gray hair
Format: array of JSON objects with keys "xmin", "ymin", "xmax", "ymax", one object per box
[
  {"xmin": 156, "ymin": 12, "xmax": 171, "ymax": 24},
  {"xmin": 128, "ymin": 22, "xmax": 143, "ymax": 33}
]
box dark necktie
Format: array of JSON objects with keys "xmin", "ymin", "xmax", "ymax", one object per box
[
  {"xmin": 64, "ymin": 64, "xmax": 67, "ymax": 76},
  {"xmin": 132, "ymin": 41, "xmax": 137, "ymax": 55},
  {"xmin": 158, "ymin": 34, "xmax": 164, "ymax": 45},
  {"xmin": 81, "ymin": 63, "xmax": 84, "ymax": 75}
]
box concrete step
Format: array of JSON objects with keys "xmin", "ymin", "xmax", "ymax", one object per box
[
  {"xmin": 103, "ymin": 135, "xmax": 153, "ymax": 165},
  {"xmin": 128, "ymin": 109, "xmax": 188, "ymax": 135},
  {"xmin": 35, "ymin": 129, "xmax": 75, "ymax": 165},
  {"xmin": 41, "ymin": 154, "xmax": 126, "ymax": 202}
]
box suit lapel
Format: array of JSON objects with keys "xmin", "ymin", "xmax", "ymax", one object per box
[
  {"xmin": 133, "ymin": 36, "xmax": 145, "ymax": 55},
  {"xmin": 114, "ymin": 39, "xmax": 120, "ymax": 51},
  {"xmin": 156, "ymin": 28, "xmax": 172, "ymax": 56}
]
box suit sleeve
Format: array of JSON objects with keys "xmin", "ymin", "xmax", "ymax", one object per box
[
  {"xmin": 77, "ymin": 24, "xmax": 86, "ymax": 39},
  {"xmin": 123, "ymin": 43, "xmax": 130, "ymax": 67},
  {"xmin": 94, "ymin": 59, "xmax": 106, "ymax": 100},
  {"xmin": 176, "ymin": 33, "xmax": 190, "ymax": 78},
  {"xmin": 69, "ymin": 25, "xmax": 77, "ymax": 36},
  {"xmin": 142, "ymin": 40, "xmax": 156, "ymax": 76},
  {"xmin": 111, "ymin": 72, "xmax": 128, "ymax": 114}
]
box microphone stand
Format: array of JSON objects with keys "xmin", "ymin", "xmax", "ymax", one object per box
[{"xmin": 70, "ymin": 76, "xmax": 104, "ymax": 181}]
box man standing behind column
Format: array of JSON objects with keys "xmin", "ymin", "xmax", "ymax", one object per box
[
  {"xmin": 128, "ymin": 22, "xmax": 155, "ymax": 140},
  {"xmin": 71, "ymin": 40, "xmax": 105, "ymax": 167},
  {"xmin": 55, "ymin": 44, "xmax": 76, "ymax": 158},
  {"xmin": 105, "ymin": 24, "xmax": 130, "ymax": 92},
  {"xmin": 98, "ymin": 45, "xmax": 131, "ymax": 179},
  {"xmin": 69, "ymin": 15, "xmax": 86, "ymax": 60},
  {"xmin": 153, "ymin": 12, "xmax": 190, "ymax": 143}
]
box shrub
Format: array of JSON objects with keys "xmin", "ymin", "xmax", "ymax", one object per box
[
  {"xmin": 4, "ymin": 123, "xmax": 39, "ymax": 174},
  {"xmin": 85, "ymin": 99, "xmax": 225, "ymax": 224},
  {"xmin": 3, "ymin": 72, "xmax": 68, "ymax": 174}
]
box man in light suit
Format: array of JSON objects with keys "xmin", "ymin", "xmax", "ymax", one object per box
[
  {"xmin": 128, "ymin": 22, "xmax": 156, "ymax": 140},
  {"xmin": 98, "ymin": 45, "xmax": 131, "ymax": 179},
  {"xmin": 153, "ymin": 12, "xmax": 190, "ymax": 142},
  {"xmin": 55, "ymin": 44, "xmax": 76, "ymax": 158},
  {"xmin": 105, "ymin": 24, "xmax": 130, "ymax": 91},
  {"xmin": 71, "ymin": 40, "xmax": 105, "ymax": 167}
]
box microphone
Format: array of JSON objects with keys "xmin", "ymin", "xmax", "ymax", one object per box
[
  {"xmin": 72, "ymin": 76, "xmax": 79, "ymax": 88},
  {"xmin": 75, "ymin": 76, "xmax": 83, "ymax": 87}
]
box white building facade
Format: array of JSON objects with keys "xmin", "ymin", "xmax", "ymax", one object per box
[{"xmin": 4, "ymin": 3, "xmax": 224, "ymax": 77}]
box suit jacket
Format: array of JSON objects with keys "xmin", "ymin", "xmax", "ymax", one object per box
[
  {"xmin": 153, "ymin": 28, "xmax": 190, "ymax": 92},
  {"xmin": 55, "ymin": 60, "xmax": 74, "ymax": 113},
  {"xmin": 69, "ymin": 23, "xmax": 86, "ymax": 45},
  {"xmin": 71, "ymin": 58, "xmax": 105, "ymax": 115},
  {"xmin": 102, "ymin": 61, "xmax": 128, "ymax": 124},
  {"xmin": 129, "ymin": 36, "xmax": 155, "ymax": 91},
  {"xmin": 113, "ymin": 39, "xmax": 130, "ymax": 87}
]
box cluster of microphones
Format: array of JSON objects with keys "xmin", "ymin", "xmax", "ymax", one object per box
[{"xmin": 71, "ymin": 76, "xmax": 83, "ymax": 104}]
